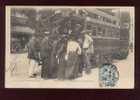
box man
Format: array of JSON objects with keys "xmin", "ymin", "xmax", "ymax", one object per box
[
  {"xmin": 27, "ymin": 34, "xmax": 40, "ymax": 78},
  {"xmin": 82, "ymin": 30, "xmax": 94, "ymax": 74},
  {"xmin": 77, "ymin": 34, "xmax": 84, "ymax": 76},
  {"xmin": 40, "ymin": 32, "xmax": 52, "ymax": 79}
]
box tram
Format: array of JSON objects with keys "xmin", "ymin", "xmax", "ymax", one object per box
[{"xmin": 82, "ymin": 9, "xmax": 129, "ymax": 65}]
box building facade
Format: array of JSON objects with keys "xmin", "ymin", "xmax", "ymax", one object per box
[{"xmin": 11, "ymin": 8, "xmax": 35, "ymax": 53}]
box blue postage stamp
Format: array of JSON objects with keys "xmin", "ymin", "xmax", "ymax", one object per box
[{"xmin": 99, "ymin": 63, "xmax": 119, "ymax": 87}]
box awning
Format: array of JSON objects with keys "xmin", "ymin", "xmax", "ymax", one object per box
[{"xmin": 11, "ymin": 26, "xmax": 35, "ymax": 34}]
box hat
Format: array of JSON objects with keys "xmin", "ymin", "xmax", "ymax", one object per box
[
  {"xmin": 54, "ymin": 10, "xmax": 62, "ymax": 14},
  {"xmin": 81, "ymin": 30, "xmax": 92, "ymax": 34},
  {"xmin": 34, "ymin": 33, "xmax": 41, "ymax": 36},
  {"xmin": 44, "ymin": 31, "xmax": 50, "ymax": 35}
]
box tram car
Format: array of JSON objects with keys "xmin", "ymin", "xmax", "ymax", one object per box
[
  {"xmin": 82, "ymin": 9, "xmax": 130, "ymax": 65},
  {"xmin": 48, "ymin": 9, "xmax": 130, "ymax": 65},
  {"xmin": 65, "ymin": 9, "xmax": 129, "ymax": 65}
]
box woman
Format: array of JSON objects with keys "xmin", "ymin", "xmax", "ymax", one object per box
[
  {"xmin": 56, "ymin": 35, "xmax": 68, "ymax": 80},
  {"xmin": 65, "ymin": 35, "xmax": 82, "ymax": 79}
]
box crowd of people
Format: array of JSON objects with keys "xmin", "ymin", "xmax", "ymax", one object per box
[{"xmin": 27, "ymin": 27, "xmax": 94, "ymax": 80}]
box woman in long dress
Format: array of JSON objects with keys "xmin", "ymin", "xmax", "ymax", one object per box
[
  {"xmin": 49, "ymin": 38, "xmax": 60, "ymax": 78},
  {"xmin": 56, "ymin": 36, "xmax": 68, "ymax": 80},
  {"xmin": 65, "ymin": 35, "xmax": 82, "ymax": 79}
]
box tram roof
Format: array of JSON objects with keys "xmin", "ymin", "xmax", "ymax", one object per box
[
  {"xmin": 71, "ymin": 15, "xmax": 120, "ymax": 28},
  {"xmin": 86, "ymin": 9, "xmax": 120, "ymax": 22},
  {"xmin": 86, "ymin": 17, "xmax": 120, "ymax": 28}
]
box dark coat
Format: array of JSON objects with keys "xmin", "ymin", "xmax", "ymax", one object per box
[
  {"xmin": 40, "ymin": 36, "xmax": 61, "ymax": 79},
  {"xmin": 40, "ymin": 36, "xmax": 52, "ymax": 78},
  {"xmin": 27, "ymin": 37, "xmax": 40, "ymax": 61},
  {"xmin": 56, "ymin": 38, "xmax": 67, "ymax": 79},
  {"xmin": 65, "ymin": 52, "xmax": 80, "ymax": 79}
]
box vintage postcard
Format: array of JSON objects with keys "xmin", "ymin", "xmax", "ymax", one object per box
[{"xmin": 5, "ymin": 6, "xmax": 135, "ymax": 88}]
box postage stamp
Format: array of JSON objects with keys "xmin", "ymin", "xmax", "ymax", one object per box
[{"xmin": 99, "ymin": 63, "xmax": 119, "ymax": 87}]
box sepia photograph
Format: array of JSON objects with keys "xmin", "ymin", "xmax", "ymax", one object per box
[{"xmin": 5, "ymin": 6, "xmax": 134, "ymax": 88}]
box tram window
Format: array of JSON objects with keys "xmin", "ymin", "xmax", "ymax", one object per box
[
  {"xmin": 108, "ymin": 30, "xmax": 112, "ymax": 37},
  {"xmin": 113, "ymin": 29, "xmax": 118, "ymax": 38},
  {"xmin": 111, "ymin": 29, "xmax": 114, "ymax": 37},
  {"xmin": 79, "ymin": 10, "xmax": 87, "ymax": 17},
  {"xmin": 98, "ymin": 16, "xmax": 104, "ymax": 21},
  {"xmin": 116, "ymin": 30, "xmax": 120, "ymax": 38},
  {"xmin": 97, "ymin": 27, "xmax": 103, "ymax": 36},
  {"xmin": 106, "ymin": 28, "xmax": 114, "ymax": 37},
  {"xmin": 98, "ymin": 15, "xmax": 101, "ymax": 20},
  {"xmin": 103, "ymin": 17, "xmax": 106, "ymax": 22},
  {"xmin": 106, "ymin": 28, "xmax": 112, "ymax": 37},
  {"xmin": 109, "ymin": 29, "xmax": 113, "ymax": 37},
  {"xmin": 86, "ymin": 23, "xmax": 92, "ymax": 30},
  {"xmin": 114, "ymin": 28, "xmax": 120, "ymax": 38},
  {"xmin": 93, "ymin": 14, "xmax": 98, "ymax": 19},
  {"xmin": 102, "ymin": 28, "xmax": 106, "ymax": 36},
  {"xmin": 108, "ymin": 19, "xmax": 112, "ymax": 23},
  {"xmin": 111, "ymin": 29, "xmax": 116, "ymax": 37},
  {"xmin": 89, "ymin": 13, "xmax": 98, "ymax": 19},
  {"xmin": 92, "ymin": 27, "xmax": 97, "ymax": 36},
  {"xmin": 105, "ymin": 28, "xmax": 107, "ymax": 36},
  {"xmin": 106, "ymin": 18, "xmax": 112, "ymax": 24},
  {"xmin": 113, "ymin": 21, "xmax": 116, "ymax": 25},
  {"xmin": 114, "ymin": 30, "xmax": 117, "ymax": 37}
]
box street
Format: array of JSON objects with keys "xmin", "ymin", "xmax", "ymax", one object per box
[{"xmin": 5, "ymin": 51, "xmax": 134, "ymax": 89}]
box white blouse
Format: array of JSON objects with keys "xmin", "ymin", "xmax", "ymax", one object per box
[{"xmin": 66, "ymin": 40, "xmax": 81, "ymax": 55}]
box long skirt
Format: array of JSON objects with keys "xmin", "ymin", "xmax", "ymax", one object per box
[
  {"xmin": 65, "ymin": 52, "xmax": 80, "ymax": 79},
  {"xmin": 41, "ymin": 58, "xmax": 58, "ymax": 79},
  {"xmin": 57, "ymin": 55, "xmax": 66, "ymax": 80},
  {"xmin": 41, "ymin": 58, "xmax": 51, "ymax": 79},
  {"xmin": 41, "ymin": 50, "xmax": 58, "ymax": 79},
  {"xmin": 49, "ymin": 53, "xmax": 58, "ymax": 78}
]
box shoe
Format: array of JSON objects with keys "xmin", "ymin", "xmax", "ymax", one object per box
[
  {"xmin": 78, "ymin": 73, "xmax": 82, "ymax": 77},
  {"xmin": 29, "ymin": 75, "xmax": 36, "ymax": 78},
  {"xmin": 29, "ymin": 74, "xmax": 37, "ymax": 78},
  {"xmin": 85, "ymin": 69, "xmax": 91, "ymax": 74}
]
